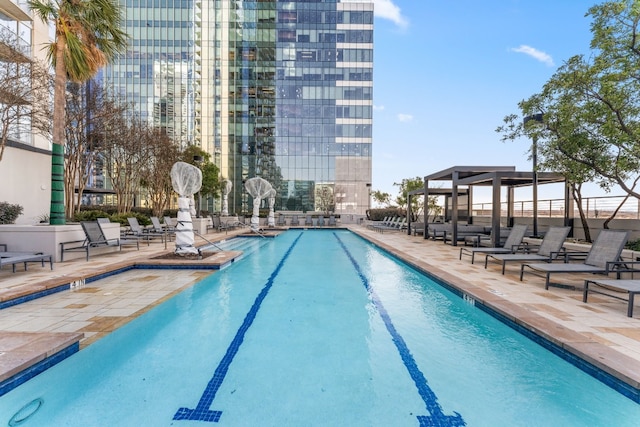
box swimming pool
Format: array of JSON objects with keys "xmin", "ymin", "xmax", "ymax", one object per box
[{"xmin": 1, "ymin": 230, "xmax": 639, "ymax": 426}]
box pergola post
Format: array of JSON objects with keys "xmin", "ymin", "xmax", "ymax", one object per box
[
  {"xmin": 467, "ymin": 186, "xmax": 474, "ymax": 224},
  {"xmin": 565, "ymin": 183, "xmax": 574, "ymax": 237},
  {"xmin": 507, "ymin": 186, "xmax": 515, "ymax": 227},
  {"xmin": 491, "ymin": 174, "xmax": 502, "ymax": 247},
  {"xmin": 423, "ymin": 178, "xmax": 430, "ymax": 239},
  {"xmin": 407, "ymin": 193, "xmax": 412, "ymax": 235},
  {"xmin": 452, "ymin": 171, "xmax": 459, "ymax": 245}
]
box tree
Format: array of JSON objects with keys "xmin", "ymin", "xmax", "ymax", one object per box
[
  {"xmin": 497, "ymin": 1, "xmax": 640, "ymax": 238},
  {"xmin": 181, "ymin": 145, "xmax": 223, "ymax": 211},
  {"xmin": 102, "ymin": 113, "xmax": 146, "ymax": 213},
  {"xmin": 425, "ymin": 195, "xmax": 443, "ymax": 223},
  {"xmin": 371, "ymin": 190, "xmax": 392, "ymax": 207},
  {"xmin": 63, "ymin": 82, "xmax": 127, "ymax": 216},
  {"xmin": 28, "ymin": 0, "xmax": 128, "ymax": 224},
  {"xmin": 140, "ymin": 128, "xmax": 180, "ymax": 217},
  {"xmin": 315, "ymin": 184, "xmax": 335, "ymax": 214},
  {"xmin": 393, "ymin": 177, "xmax": 425, "ymax": 220},
  {"xmin": 0, "ymin": 31, "xmax": 51, "ymax": 162}
]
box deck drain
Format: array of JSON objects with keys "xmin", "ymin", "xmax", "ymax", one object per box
[{"xmin": 9, "ymin": 397, "xmax": 43, "ymax": 426}]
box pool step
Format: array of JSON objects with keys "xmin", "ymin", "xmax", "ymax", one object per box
[{"xmin": 208, "ymin": 237, "xmax": 267, "ymax": 255}]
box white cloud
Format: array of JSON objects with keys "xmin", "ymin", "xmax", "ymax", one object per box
[
  {"xmin": 373, "ymin": 105, "xmax": 385, "ymax": 111},
  {"xmin": 397, "ymin": 113, "xmax": 413, "ymax": 122},
  {"xmin": 374, "ymin": 0, "xmax": 408, "ymax": 29},
  {"xmin": 510, "ymin": 45, "xmax": 555, "ymax": 67}
]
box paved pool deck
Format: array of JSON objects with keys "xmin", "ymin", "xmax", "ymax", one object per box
[{"xmin": 0, "ymin": 224, "xmax": 639, "ymax": 400}]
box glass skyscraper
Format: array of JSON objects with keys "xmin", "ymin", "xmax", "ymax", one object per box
[{"xmin": 105, "ymin": 0, "xmax": 373, "ymax": 215}]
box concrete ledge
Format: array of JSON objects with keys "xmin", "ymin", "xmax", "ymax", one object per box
[{"xmin": 0, "ymin": 223, "xmax": 124, "ymax": 262}]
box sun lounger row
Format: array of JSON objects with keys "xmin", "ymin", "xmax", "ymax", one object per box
[
  {"xmin": 207, "ymin": 215, "xmax": 244, "ymax": 234},
  {"xmin": 460, "ymin": 226, "xmax": 639, "ymax": 317},
  {"xmin": 278, "ymin": 214, "xmax": 337, "ymax": 227},
  {"xmin": 368, "ymin": 216, "xmax": 406, "ymax": 233}
]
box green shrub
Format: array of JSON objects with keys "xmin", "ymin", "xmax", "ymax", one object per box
[
  {"xmin": 78, "ymin": 205, "xmax": 153, "ymax": 217},
  {"xmin": 366, "ymin": 208, "xmax": 403, "ymax": 221},
  {"xmin": 109, "ymin": 212, "xmax": 151, "ymax": 227},
  {"xmin": 162, "ymin": 209, "xmax": 178, "ymax": 218},
  {"xmin": 72, "ymin": 210, "xmax": 112, "ymax": 222},
  {"xmin": 626, "ymin": 238, "xmax": 640, "ymax": 251},
  {"xmin": 0, "ymin": 202, "xmax": 24, "ymax": 224},
  {"xmin": 79, "ymin": 205, "xmax": 119, "ymax": 215}
]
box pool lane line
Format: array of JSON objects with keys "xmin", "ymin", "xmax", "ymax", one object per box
[
  {"xmin": 334, "ymin": 233, "xmax": 466, "ymax": 427},
  {"xmin": 173, "ymin": 232, "xmax": 303, "ymax": 423}
]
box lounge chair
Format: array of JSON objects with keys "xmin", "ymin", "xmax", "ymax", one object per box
[
  {"xmin": 520, "ymin": 229, "xmax": 629, "ymax": 290},
  {"xmin": 371, "ymin": 217, "xmax": 399, "ymax": 232},
  {"xmin": 443, "ymin": 225, "xmax": 490, "ymax": 245},
  {"xmin": 485, "ymin": 226, "xmax": 571, "ymax": 274},
  {"xmin": 277, "ymin": 214, "xmax": 286, "ymax": 226},
  {"xmin": 220, "ymin": 216, "xmax": 239, "ymax": 230},
  {"xmin": 368, "ymin": 216, "xmax": 390, "ymax": 230},
  {"xmin": 0, "ymin": 249, "xmax": 53, "ymax": 273},
  {"xmin": 583, "ymin": 278, "xmax": 640, "ymax": 317},
  {"xmin": 317, "ymin": 216, "xmax": 325, "ymax": 227},
  {"xmin": 60, "ymin": 221, "xmax": 140, "ymax": 261},
  {"xmin": 328, "ymin": 215, "xmax": 337, "ymax": 226},
  {"xmin": 290, "ymin": 215, "xmax": 300, "ymax": 226},
  {"xmin": 410, "ymin": 222, "xmax": 425, "ymax": 236},
  {"xmin": 375, "ymin": 218, "xmax": 407, "ymax": 233},
  {"xmin": 304, "ymin": 215, "xmax": 313, "ymax": 226},
  {"xmin": 427, "ymin": 223, "xmax": 451, "ymax": 240},
  {"xmin": 126, "ymin": 217, "xmax": 167, "ymax": 244},
  {"xmin": 460, "ymin": 224, "xmax": 528, "ymax": 264},
  {"xmin": 207, "ymin": 215, "xmax": 238, "ymax": 233},
  {"xmin": 151, "ymin": 216, "xmax": 175, "ymax": 240},
  {"xmin": 464, "ymin": 227, "xmax": 511, "ymax": 247}
]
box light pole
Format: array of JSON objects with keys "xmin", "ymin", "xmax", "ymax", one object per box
[
  {"xmin": 523, "ymin": 113, "xmax": 544, "ymax": 237},
  {"xmin": 193, "ymin": 155, "xmax": 203, "ymax": 218}
]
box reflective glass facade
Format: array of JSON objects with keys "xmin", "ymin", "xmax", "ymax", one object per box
[
  {"xmin": 105, "ymin": 0, "xmax": 207, "ymax": 148},
  {"xmin": 106, "ymin": 0, "xmax": 372, "ymax": 215}
]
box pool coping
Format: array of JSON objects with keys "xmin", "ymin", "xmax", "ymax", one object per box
[{"xmin": 351, "ymin": 228, "xmax": 640, "ymax": 403}]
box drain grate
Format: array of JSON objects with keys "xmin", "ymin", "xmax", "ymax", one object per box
[{"xmin": 9, "ymin": 397, "xmax": 43, "ymax": 426}]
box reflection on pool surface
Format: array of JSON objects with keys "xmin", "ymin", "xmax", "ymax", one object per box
[{"xmin": 1, "ymin": 230, "xmax": 639, "ymax": 426}]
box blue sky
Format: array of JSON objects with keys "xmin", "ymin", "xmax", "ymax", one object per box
[{"xmin": 371, "ymin": 0, "xmax": 597, "ymax": 202}]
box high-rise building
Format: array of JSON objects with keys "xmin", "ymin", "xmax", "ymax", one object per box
[{"xmin": 105, "ymin": 0, "xmax": 373, "ymax": 215}]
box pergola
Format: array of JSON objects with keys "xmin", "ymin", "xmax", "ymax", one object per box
[
  {"xmin": 408, "ymin": 166, "xmax": 569, "ymax": 247},
  {"xmin": 407, "ymin": 187, "xmax": 470, "ymax": 233}
]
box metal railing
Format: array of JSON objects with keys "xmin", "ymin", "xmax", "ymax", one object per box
[{"xmin": 472, "ymin": 195, "xmax": 640, "ymax": 220}]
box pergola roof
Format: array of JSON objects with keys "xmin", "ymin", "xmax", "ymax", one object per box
[
  {"xmin": 456, "ymin": 171, "xmax": 565, "ymax": 187},
  {"xmin": 424, "ymin": 166, "xmax": 516, "ymax": 182},
  {"xmin": 408, "ymin": 187, "xmax": 469, "ymax": 197}
]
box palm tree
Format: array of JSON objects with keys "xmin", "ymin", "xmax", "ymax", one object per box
[{"xmin": 28, "ymin": 0, "xmax": 128, "ymax": 224}]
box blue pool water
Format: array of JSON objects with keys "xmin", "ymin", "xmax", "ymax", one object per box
[{"xmin": 1, "ymin": 230, "xmax": 639, "ymax": 426}]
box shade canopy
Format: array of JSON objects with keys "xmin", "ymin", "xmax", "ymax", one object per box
[{"xmin": 408, "ymin": 166, "xmax": 568, "ymax": 247}]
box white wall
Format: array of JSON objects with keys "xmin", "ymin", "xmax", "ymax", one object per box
[{"xmin": 0, "ymin": 145, "xmax": 51, "ymax": 224}]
